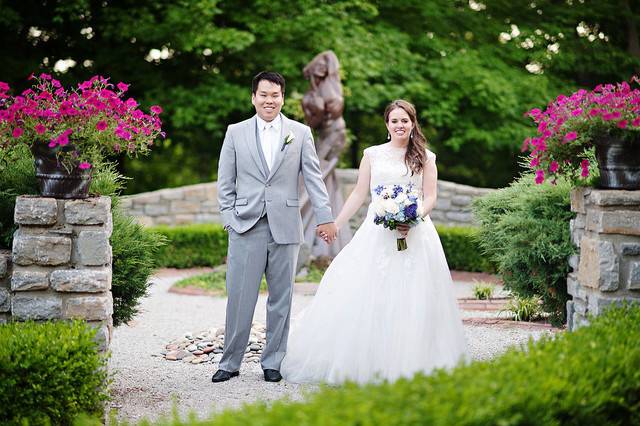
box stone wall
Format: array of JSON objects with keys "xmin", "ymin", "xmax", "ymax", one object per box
[
  {"xmin": 3, "ymin": 196, "xmax": 113, "ymax": 350},
  {"xmin": 121, "ymin": 171, "xmax": 494, "ymax": 229},
  {"xmin": 566, "ymin": 188, "xmax": 640, "ymax": 331}
]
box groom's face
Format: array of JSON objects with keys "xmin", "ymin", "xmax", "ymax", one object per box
[{"xmin": 252, "ymin": 80, "xmax": 284, "ymax": 122}]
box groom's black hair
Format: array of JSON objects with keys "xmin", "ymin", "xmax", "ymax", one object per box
[{"xmin": 252, "ymin": 71, "xmax": 286, "ymax": 95}]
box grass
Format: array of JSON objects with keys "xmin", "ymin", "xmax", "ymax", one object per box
[
  {"xmin": 472, "ymin": 281, "xmax": 495, "ymax": 300},
  {"xmin": 295, "ymin": 262, "xmax": 327, "ymax": 283},
  {"xmin": 174, "ymin": 268, "xmax": 267, "ymax": 295}
]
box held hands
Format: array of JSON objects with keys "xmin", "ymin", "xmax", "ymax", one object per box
[{"xmin": 317, "ymin": 222, "xmax": 338, "ymax": 244}]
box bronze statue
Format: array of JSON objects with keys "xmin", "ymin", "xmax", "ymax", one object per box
[{"xmin": 300, "ymin": 51, "xmax": 352, "ymax": 258}]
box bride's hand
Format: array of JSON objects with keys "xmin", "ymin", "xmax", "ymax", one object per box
[{"xmin": 396, "ymin": 224, "xmax": 410, "ymax": 238}]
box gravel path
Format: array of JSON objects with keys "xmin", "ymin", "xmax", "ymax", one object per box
[{"xmin": 109, "ymin": 269, "xmax": 559, "ymax": 423}]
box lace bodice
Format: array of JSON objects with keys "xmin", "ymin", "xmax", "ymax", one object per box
[{"xmin": 364, "ymin": 143, "xmax": 434, "ymax": 195}]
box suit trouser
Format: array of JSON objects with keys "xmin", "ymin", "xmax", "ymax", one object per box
[{"xmin": 219, "ymin": 217, "xmax": 300, "ymax": 371}]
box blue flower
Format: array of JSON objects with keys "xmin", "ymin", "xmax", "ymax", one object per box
[
  {"xmin": 404, "ymin": 203, "xmax": 418, "ymax": 220},
  {"xmin": 374, "ymin": 185, "xmax": 384, "ymax": 195}
]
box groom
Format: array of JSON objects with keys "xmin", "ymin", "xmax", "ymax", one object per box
[{"xmin": 213, "ymin": 71, "xmax": 338, "ymax": 383}]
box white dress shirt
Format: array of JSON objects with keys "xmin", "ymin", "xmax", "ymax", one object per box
[{"xmin": 256, "ymin": 114, "xmax": 282, "ymax": 171}]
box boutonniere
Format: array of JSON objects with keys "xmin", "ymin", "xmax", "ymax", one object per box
[{"xmin": 281, "ymin": 131, "xmax": 295, "ymax": 151}]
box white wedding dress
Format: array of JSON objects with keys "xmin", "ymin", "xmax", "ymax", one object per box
[{"xmin": 281, "ymin": 143, "xmax": 467, "ymax": 384}]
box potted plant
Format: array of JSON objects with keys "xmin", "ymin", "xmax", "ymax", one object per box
[
  {"xmin": 0, "ymin": 73, "xmax": 164, "ymax": 198},
  {"xmin": 523, "ymin": 76, "xmax": 640, "ymax": 189}
]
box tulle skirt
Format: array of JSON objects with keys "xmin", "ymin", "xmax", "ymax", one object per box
[{"xmin": 281, "ymin": 212, "xmax": 467, "ymax": 384}]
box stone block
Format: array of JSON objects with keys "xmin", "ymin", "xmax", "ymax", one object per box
[
  {"xmin": 566, "ymin": 273, "xmax": 586, "ymax": 300},
  {"xmin": 435, "ymin": 198, "xmax": 451, "ymax": 211},
  {"xmin": 64, "ymin": 197, "xmax": 111, "ymax": 225},
  {"xmin": 14, "ymin": 196, "xmax": 58, "ymax": 225},
  {"xmin": 203, "ymin": 184, "xmax": 217, "ymax": 200},
  {"xmin": 118, "ymin": 197, "xmax": 133, "ymax": 210},
  {"xmin": 170, "ymin": 200, "xmax": 200, "ymax": 214},
  {"xmin": 11, "ymin": 271, "xmax": 49, "ymax": 291},
  {"xmin": 577, "ymin": 236, "xmax": 619, "ymax": 291},
  {"xmin": 451, "ymin": 195, "xmax": 472, "ymax": 207},
  {"xmin": 154, "ymin": 216, "xmax": 174, "ymax": 225},
  {"xmin": 91, "ymin": 322, "xmax": 111, "ymax": 351},
  {"xmin": 0, "ymin": 288, "xmax": 10, "ymax": 312},
  {"xmin": 588, "ymin": 190, "xmax": 640, "ymax": 207},
  {"xmin": 628, "ymin": 261, "xmax": 640, "ymax": 290},
  {"xmin": 77, "ymin": 231, "xmax": 111, "ymax": 266},
  {"xmin": 0, "ymin": 251, "xmax": 10, "ymax": 278},
  {"xmin": 13, "ymin": 235, "xmax": 71, "ymax": 266},
  {"xmin": 444, "ymin": 211, "xmax": 475, "ymax": 223},
  {"xmin": 160, "ymin": 189, "xmax": 185, "ymax": 201},
  {"xmin": 621, "ymin": 243, "xmax": 640, "ymax": 257},
  {"xmin": 590, "ymin": 295, "xmax": 628, "ymax": 316},
  {"xmin": 64, "ymin": 295, "xmax": 112, "ymax": 321},
  {"xmin": 50, "ymin": 269, "xmax": 111, "ymax": 293},
  {"xmin": 568, "ymin": 254, "xmax": 579, "ymax": 272},
  {"xmin": 132, "ymin": 192, "xmax": 161, "ymax": 204},
  {"xmin": 573, "ymin": 298, "xmax": 587, "ymax": 316},
  {"xmin": 175, "ymin": 214, "xmax": 197, "ymax": 225},
  {"xmin": 12, "ymin": 294, "xmax": 63, "ymax": 320},
  {"xmin": 183, "ymin": 186, "xmax": 207, "ymax": 201},
  {"xmin": 570, "ymin": 187, "xmax": 589, "ymax": 214},
  {"xmin": 144, "ymin": 203, "xmax": 169, "ymax": 216},
  {"xmin": 195, "ymin": 213, "xmax": 219, "ymax": 223},
  {"xmin": 586, "ymin": 210, "xmax": 640, "ymax": 236},
  {"xmin": 566, "ymin": 300, "xmax": 574, "ymax": 331}
]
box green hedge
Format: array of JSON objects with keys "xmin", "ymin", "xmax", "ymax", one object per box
[
  {"xmin": 0, "ymin": 321, "xmax": 109, "ymax": 425},
  {"xmin": 150, "ymin": 223, "xmax": 492, "ymax": 273},
  {"xmin": 87, "ymin": 303, "xmax": 640, "ymax": 426},
  {"xmin": 436, "ymin": 224, "xmax": 494, "ymax": 273},
  {"xmin": 151, "ymin": 224, "xmax": 228, "ymax": 268}
]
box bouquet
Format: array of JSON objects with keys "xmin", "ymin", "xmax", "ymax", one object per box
[{"xmin": 372, "ymin": 184, "xmax": 424, "ymax": 251}]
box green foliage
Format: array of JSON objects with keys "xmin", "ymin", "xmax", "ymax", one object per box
[
  {"xmin": 3, "ymin": 1, "xmax": 638, "ymax": 191},
  {"xmin": 472, "ymin": 282, "xmax": 495, "ymax": 300},
  {"xmin": 0, "ymin": 146, "xmax": 38, "ymax": 248},
  {"xmin": 0, "ymin": 321, "xmax": 109, "ymax": 425},
  {"xmin": 80, "ymin": 303, "xmax": 640, "ymax": 426},
  {"xmin": 502, "ymin": 295, "xmax": 543, "ymax": 322},
  {"xmin": 472, "ymin": 175, "xmax": 576, "ymax": 325},
  {"xmin": 151, "ymin": 224, "xmax": 228, "ymax": 268},
  {"xmin": 174, "ymin": 267, "xmax": 267, "ymax": 295},
  {"xmin": 111, "ymin": 208, "xmax": 166, "ymax": 326},
  {"xmin": 295, "ymin": 261, "xmax": 327, "ymax": 283},
  {"xmin": 435, "ymin": 225, "xmax": 495, "ymax": 273}
]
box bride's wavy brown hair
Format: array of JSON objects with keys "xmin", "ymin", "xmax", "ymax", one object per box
[{"xmin": 384, "ymin": 99, "xmax": 428, "ymax": 176}]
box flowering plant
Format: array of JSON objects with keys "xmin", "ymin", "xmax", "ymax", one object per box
[
  {"xmin": 281, "ymin": 130, "xmax": 295, "ymax": 151},
  {"xmin": 372, "ymin": 183, "xmax": 424, "ymax": 251},
  {"xmin": 523, "ymin": 76, "xmax": 640, "ymax": 184},
  {"xmin": 0, "ymin": 73, "xmax": 164, "ymax": 172}
]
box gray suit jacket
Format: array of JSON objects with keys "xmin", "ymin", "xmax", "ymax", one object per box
[{"xmin": 217, "ymin": 114, "xmax": 333, "ymax": 244}]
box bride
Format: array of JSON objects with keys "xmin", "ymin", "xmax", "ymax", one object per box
[{"xmin": 280, "ymin": 99, "xmax": 467, "ymax": 384}]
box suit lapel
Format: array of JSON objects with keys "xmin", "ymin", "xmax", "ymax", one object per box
[
  {"xmin": 245, "ymin": 116, "xmax": 268, "ymax": 180},
  {"xmin": 267, "ymin": 114, "xmax": 290, "ymax": 181}
]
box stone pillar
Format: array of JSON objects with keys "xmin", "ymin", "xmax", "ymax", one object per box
[
  {"xmin": 567, "ymin": 188, "xmax": 640, "ymax": 330},
  {"xmin": 10, "ymin": 196, "xmax": 113, "ymax": 350},
  {"xmin": 0, "ymin": 250, "xmax": 11, "ymax": 323}
]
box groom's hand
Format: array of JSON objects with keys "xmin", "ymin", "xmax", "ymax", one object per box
[{"xmin": 317, "ymin": 222, "xmax": 338, "ymax": 244}]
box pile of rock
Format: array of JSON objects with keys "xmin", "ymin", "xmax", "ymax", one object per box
[{"xmin": 161, "ymin": 322, "xmax": 266, "ymax": 365}]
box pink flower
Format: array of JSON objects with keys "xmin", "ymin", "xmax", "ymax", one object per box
[
  {"xmin": 549, "ymin": 160, "xmax": 559, "ymax": 173},
  {"xmin": 39, "ymin": 73, "xmax": 52, "ymax": 80},
  {"xmin": 12, "ymin": 127, "xmax": 23, "ymax": 138},
  {"xmin": 125, "ymin": 98, "xmax": 138, "ymax": 109},
  {"xmin": 535, "ymin": 169, "xmax": 545, "ymax": 184},
  {"xmin": 51, "ymin": 79, "xmax": 61, "ymax": 88},
  {"xmin": 150, "ymin": 105, "xmax": 163, "ymax": 114},
  {"xmin": 564, "ymin": 131, "xmax": 577, "ymax": 142},
  {"xmin": 632, "ymin": 117, "xmax": 640, "ymax": 127},
  {"xmin": 48, "ymin": 139, "xmax": 57, "ymax": 148},
  {"xmin": 530, "ymin": 157, "xmax": 540, "ymax": 168},
  {"xmin": 35, "ymin": 123, "xmax": 46, "ymax": 134},
  {"xmin": 617, "ymin": 120, "xmax": 628, "ymax": 129},
  {"xmin": 96, "ymin": 120, "xmax": 108, "ymax": 131},
  {"xmin": 78, "ymin": 162, "xmax": 91, "ymax": 170},
  {"xmin": 78, "ymin": 80, "xmax": 93, "ymax": 90},
  {"xmin": 0, "ymin": 82, "xmax": 9, "ymax": 92},
  {"xmin": 571, "ymin": 108, "xmax": 583, "ymax": 116},
  {"xmin": 117, "ymin": 82, "xmax": 130, "ymax": 92},
  {"xmin": 580, "ymin": 159, "xmax": 590, "ymax": 178}
]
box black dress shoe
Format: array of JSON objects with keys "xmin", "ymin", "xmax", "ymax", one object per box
[
  {"xmin": 211, "ymin": 369, "xmax": 239, "ymax": 383},
  {"xmin": 263, "ymin": 369, "xmax": 282, "ymax": 382}
]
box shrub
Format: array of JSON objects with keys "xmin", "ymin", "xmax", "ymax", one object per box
[
  {"xmin": 435, "ymin": 225, "xmax": 495, "ymax": 273},
  {"xmin": 472, "ymin": 282, "xmax": 494, "ymax": 300},
  {"xmin": 472, "ymin": 175, "xmax": 575, "ymax": 325},
  {"xmin": 111, "ymin": 207, "xmax": 166, "ymax": 325},
  {"xmin": 81, "ymin": 303, "xmax": 640, "ymax": 426},
  {"xmin": 151, "ymin": 224, "xmax": 228, "ymax": 268},
  {"xmin": 0, "ymin": 321, "xmax": 109, "ymax": 425}
]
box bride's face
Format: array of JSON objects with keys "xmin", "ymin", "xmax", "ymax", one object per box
[{"xmin": 386, "ymin": 107, "xmax": 413, "ymax": 143}]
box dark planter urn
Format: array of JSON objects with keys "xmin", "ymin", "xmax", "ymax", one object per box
[
  {"xmin": 31, "ymin": 143, "xmax": 92, "ymax": 199},
  {"xmin": 594, "ymin": 134, "xmax": 640, "ymax": 190}
]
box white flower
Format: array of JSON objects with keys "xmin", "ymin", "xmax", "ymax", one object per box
[
  {"xmin": 381, "ymin": 188, "xmax": 393, "ymax": 199},
  {"xmin": 373, "ymin": 199, "xmax": 386, "ymax": 216},
  {"xmin": 395, "ymin": 192, "xmax": 407, "ymax": 203},
  {"xmin": 281, "ymin": 131, "xmax": 295, "ymax": 151},
  {"xmin": 383, "ymin": 199, "xmax": 400, "ymax": 214}
]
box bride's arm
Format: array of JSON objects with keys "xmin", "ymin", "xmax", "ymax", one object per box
[
  {"xmin": 421, "ymin": 156, "xmax": 438, "ymax": 217},
  {"xmin": 335, "ymin": 153, "xmax": 372, "ymax": 230}
]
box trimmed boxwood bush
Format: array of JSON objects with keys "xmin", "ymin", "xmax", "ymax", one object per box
[
  {"xmin": 151, "ymin": 224, "xmax": 228, "ymax": 268},
  {"xmin": 436, "ymin": 224, "xmax": 494, "ymax": 273},
  {"xmin": 0, "ymin": 321, "xmax": 109, "ymax": 425},
  {"xmin": 151, "ymin": 223, "xmax": 492, "ymax": 273},
  {"xmin": 472, "ymin": 175, "xmax": 575, "ymax": 325},
  {"xmin": 84, "ymin": 303, "xmax": 640, "ymax": 426}
]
